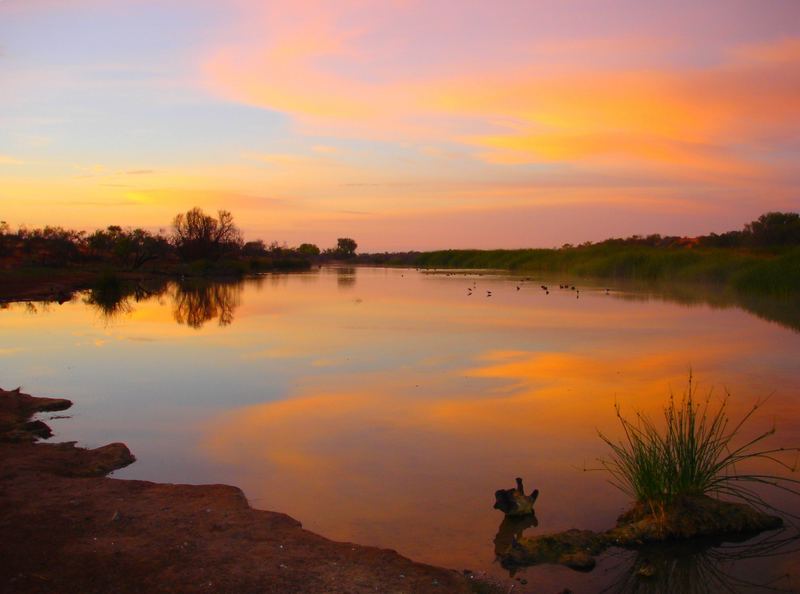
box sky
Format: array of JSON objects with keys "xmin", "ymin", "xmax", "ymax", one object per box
[{"xmin": 1, "ymin": 0, "xmax": 799, "ymax": 250}]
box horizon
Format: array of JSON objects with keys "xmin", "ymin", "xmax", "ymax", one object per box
[{"xmin": 2, "ymin": 1, "xmax": 799, "ymax": 251}]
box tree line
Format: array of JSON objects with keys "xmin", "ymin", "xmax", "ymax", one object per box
[
  {"xmin": 0, "ymin": 207, "xmax": 358, "ymax": 269},
  {"xmin": 558, "ymin": 212, "xmax": 800, "ymax": 250}
]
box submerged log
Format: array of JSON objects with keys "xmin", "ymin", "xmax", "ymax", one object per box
[{"xmin": 494, "ymin": 477, "xmax": 539, "ymax": 516}]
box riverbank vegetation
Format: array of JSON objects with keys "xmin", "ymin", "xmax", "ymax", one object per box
[
  {"xmin": 0, "ymin": 207, "xmax": 335, "ymax": 275},
  {"xmin": 413, "ymin": 212, "xmax": 800, "ymax": 296},
  {"xmin": 0, "ymin": 208, "xmax": 364, "ymax": 300}
]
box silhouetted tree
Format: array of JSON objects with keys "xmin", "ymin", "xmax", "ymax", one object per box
[
  {"xmin": 297, "ymin": 243, "xmax": 320, "ymax": 256},
  {"xmin": 242, "ymin": 240, "xmax": 267, "ymax": 257},
  {"xmin": 744, "ymin": 212, "xmax": 800, "ymax": 246},
  {"xmin": 172, "ymin": 207, "xmax": 243, "ymax": 260},
  {"xmin": 0, "ymin": 221, "xmax": 9, "ymax": 257},
  {"xmin": 88, "ymin": 226, "xmax": 170, "ymax": 269},
  {"xmin": 18, "ymin": 226, "xmax": 84, "ymax": 266},
  {"xmin": 336, "ymin": 237, "xmax": 358, "ymax": 258}
]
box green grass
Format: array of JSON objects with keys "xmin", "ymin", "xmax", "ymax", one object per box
[
  {"xmin": 414, "ymin": 245, "xmax": 800, "ymax": 297},
  {"xmin": 599, "ymin": 375, "xmax": 800, "ymax": 513}
]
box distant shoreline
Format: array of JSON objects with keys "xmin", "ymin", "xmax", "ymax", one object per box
[{"xmin": 406, "ymin": 245, "xmax": 800, "ymax": 298}]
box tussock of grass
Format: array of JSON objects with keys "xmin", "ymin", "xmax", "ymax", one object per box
[{"xmin": 599, "ymin": 374, "xmax": 800, "ymax": 515}]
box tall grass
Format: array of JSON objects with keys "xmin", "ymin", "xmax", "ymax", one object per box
[
  {"xmin": 599, "ymin": 375, "xmax": 800, "ymax": 513},
  {"xmin": 414, "ymin": 246, "xmax": 800, "ymax": 297}
]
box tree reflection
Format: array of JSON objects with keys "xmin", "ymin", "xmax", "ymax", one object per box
[
  {"xmin": 336, "ymin": 267, "xmax": 356, "ymax": 288},
  {"xmin": 172, "ymin": 279, "xmax": 243, "ymax": 329},
  {"xmin": 81, "ymin": 277, "xmax": 244, "ymax": 328},
  {"xmin": 84, "ymin": 277, "xmax": 169, "ymax": 320},
  {"xmin": 601, "ymin": 279, "xmax": 800, "ymax": 333}
]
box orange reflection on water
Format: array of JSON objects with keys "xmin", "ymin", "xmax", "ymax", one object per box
[
  {"xmin": 202, "ymin": 315, "xmax": 795, "ymax": 569},
  {"xmin": 3, "ymin": 267, "xmax": 800, "ymax": 580}
]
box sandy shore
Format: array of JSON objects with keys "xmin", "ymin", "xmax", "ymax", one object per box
[{"xmin": 0, "ymin": 387, "xmax": 477, "ymax": 593}]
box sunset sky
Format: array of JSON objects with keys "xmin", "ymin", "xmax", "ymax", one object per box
[{"xmin": 1, "ymin": 0, "xmax": 798, "ymax": 250}]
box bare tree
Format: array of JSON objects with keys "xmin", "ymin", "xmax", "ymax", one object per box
[{"xmin": 172, "ymin": 207, "xmax": 243, "ymax": 260}]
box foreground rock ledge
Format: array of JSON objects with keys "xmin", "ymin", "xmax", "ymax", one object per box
[
  {"xmin": 0, "ymin": 388, "xmax": 473, "ymax": 593},
  {"xmin": 501, "ymin": 495, "xmax": 783, "ymax": 571}
]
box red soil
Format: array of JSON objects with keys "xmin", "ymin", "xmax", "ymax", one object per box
[{"xmin": 0, "ymin": 388, "xmax": 473, "ymax": 593}]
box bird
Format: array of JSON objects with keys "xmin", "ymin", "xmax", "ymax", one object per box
[{"xmin": 516, "ymin": 286, "xmax": 520, "ymax": 291}]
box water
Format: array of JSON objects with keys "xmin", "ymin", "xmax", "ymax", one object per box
[{"xmin": 2, "ymin": 267, "xmax": 800, "ymax": 592}]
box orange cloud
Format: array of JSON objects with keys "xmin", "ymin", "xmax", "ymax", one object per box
[{"xmin": 203, "ymin": 14, "xmax": 800, "ymax": 180}]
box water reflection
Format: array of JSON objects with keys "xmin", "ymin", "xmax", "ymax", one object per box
[
  {"xmin": 172, "ymin": 280, "xmax": 243, "ymax": 329},
  {"xmin": 336, "ymin": 267, "xmax": 357, "ymax": 288},
  {"xmin": 594, "ymin": 278, "xmax": 800, "ymax": 333},
  {"xmin": 493, "ymin": 514, "xmax": 538, "ymax": 558},
  {"xmin": 84, "ymin": 278, "xmax": 169, "ymax": 319},
  {"xmin": 602, "ymin": 530, "xmax": 800, "ymax": 593},
  {"xmin": 2, "ymin": 266, "xmax": 799, "ymax": 585},
  {"xmin": 82, "ymin": 277, "xmax": 245, "ymax": 329}
]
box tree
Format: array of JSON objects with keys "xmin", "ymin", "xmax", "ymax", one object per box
[
  {"xmin": 22, "ymin": 226, "xmax": 84, "ymax": 266},
  {"xmin": 172, "ymin": 207, "xmax": 243, "ymax": 260},
  {"xmin": 744, "ymin": 212, "xmax": 800, "ymax": 247},
  {"xmin": 117, "ymin": 228, "xmax": 171, "ymax": 269},
  {"xmin": 336, "ymin": 237, "xmax": 358, "ymax": 258},
  {"xmin": 87, "ymin": 226, "xmax": 170, "ymax": 269},
  {"xmin": 0, "ymin": 221, "xmax": 9, "ymax": 257},
  {"xmin": 297, "ymin": 243, "xmax": 320, "ymax": 256},
  {"xmin": 242, "ymin": 240, "xmax": 267, "ymax": 257}
]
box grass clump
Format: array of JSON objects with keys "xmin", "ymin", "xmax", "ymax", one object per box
[{"xmin": 599, "ymin": 374, "xmax": 800, "ymax": 514}]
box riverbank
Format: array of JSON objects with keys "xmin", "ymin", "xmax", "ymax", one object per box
[
  {"xmin": 413, "ymin": 245, "xmax": 800, "ymax": 297},
  {"xmin": 0, "ymin": 255, "xmax": 311, "ymax": 304},
  {"xmin": 0, "ymin": 267, "xmax": 98, "ymax": 303},
  {"xmin": 0, "ymin": 387, "xmax": 478, "ymax": 593}
]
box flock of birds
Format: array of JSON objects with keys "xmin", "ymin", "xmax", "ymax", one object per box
[
  {"xmin": 425, "ymin": 270, "xmax": 612, "ymax": 299},
  {"xmin": 461, "ymin": 277, "xmax": 611, "ymax": 299}
]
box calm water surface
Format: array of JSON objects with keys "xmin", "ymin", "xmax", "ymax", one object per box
[{"xmin": 2, "ymin": 267, "xmax": 800, "ymax": 592}]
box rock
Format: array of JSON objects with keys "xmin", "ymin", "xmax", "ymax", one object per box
[
  {"xmin": 561, "ymin": 552, "xmax": 595, "ymax": 571},
  {"xmin": 77, "ymin": 443, "xmax": 136, "ymax": 477},
  {"xmin": 502, "ymin": 529, "xmax": 604, "ymax": 570},
  {"xmin": 0, "ymin": 387, "xmax": 72, "ymax": 441},
  {"xmin": 609, "ymin": 495, "xmax": 783, "ymax": 543},
  {"xmin": 499, "ymin": 495, "xmax": 783, "ymax": 572},
  {"xmin": 22, "ymin": 420, "xmax": 53, "ymax": 439}
]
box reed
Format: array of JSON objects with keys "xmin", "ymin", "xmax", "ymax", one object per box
[
  {"xmin": 599, "ymin": 375, "xmax": 800, "ymax": 514},
  {"xmin": 414, "ymin": 245, "xmax": 800, "ymax": 297}
]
